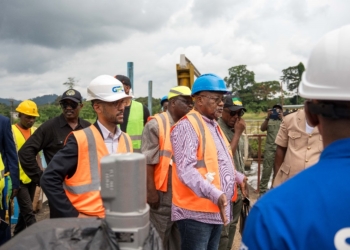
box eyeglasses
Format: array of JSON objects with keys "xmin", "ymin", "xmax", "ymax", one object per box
[
  {"xmin": 225, "ymin": 108, "xmax": 245, "ymax": 117},
  {"xmin": 176, "ymin": 98, "xmax": 194, "ymax": 106},
  {"xmin": 99, "ymin": 99, "xmax": 128, "ymax": 109},
  {"xmin": 199, "ymin": 95, "xmax": 224, "ymax": 104},
  {"xmin": 60, "ymin": 101, "xmax": 79, "ymax": 109}
]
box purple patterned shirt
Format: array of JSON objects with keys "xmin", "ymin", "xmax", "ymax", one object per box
[{"xmin": 171, "ymin": 115, "xmax": 245, "ymax": 224}]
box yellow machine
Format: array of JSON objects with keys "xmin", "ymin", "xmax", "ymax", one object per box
[{"xmin": 176, "ymin": 54, "xmax": 201, "ymax": 89}]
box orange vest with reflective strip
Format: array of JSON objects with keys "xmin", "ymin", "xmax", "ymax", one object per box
[
  {"xmin": 147, "ymin": 112, "xmax": 172, "ymax": 192},
  {"xmin": 171, "ymin": 110, "xmax": 235, "ymax": 213},
  {"xmin": 64, "ymin": 125, "xmax": 133, "ymax": 218}
]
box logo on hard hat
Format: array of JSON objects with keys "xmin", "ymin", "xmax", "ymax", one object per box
[
  {"xmin": 112, "ymin": 86, "xmax": 124, "ymax": 93},
  {"xmin": 66, "ymin": 90, "xmax": 75, "ymax": 96},
  {"xmin": 232, "ymin": 97, "xmax": 242, "ymax": 106}
]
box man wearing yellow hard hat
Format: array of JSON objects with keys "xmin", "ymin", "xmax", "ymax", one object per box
[
  {"xmin": 141, "ymin": 86, "xmax": 193, "ymax": 250},
  {"xmin": 12, "ymin": 100, "xmax": 42, "ymax": 235}
]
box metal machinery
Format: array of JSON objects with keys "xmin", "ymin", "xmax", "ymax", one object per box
[
  {"xmin": 176, "ymin": 54, "xmax": 201, "ymax": 89},
  {"xmin": 101, "ymin": 153, "xmax": 150, "ymax": 250}
]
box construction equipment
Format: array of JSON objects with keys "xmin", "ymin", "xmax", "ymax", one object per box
[{"xmin": 176, "ymin": 54, "xmax": 201, "ymax": 89}]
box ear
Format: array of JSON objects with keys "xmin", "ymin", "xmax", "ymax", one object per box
[
  {"xmin": 304, "ymin": 101, "xmax": 319, "ymax": 127},
  {"xmin": 92, "ymin": 103, "xmax": 102, "ymax": 114}
]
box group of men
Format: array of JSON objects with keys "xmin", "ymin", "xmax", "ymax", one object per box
[{"xmin": 1, "ymin": 24, "xmax": 350, "ymax": 250}]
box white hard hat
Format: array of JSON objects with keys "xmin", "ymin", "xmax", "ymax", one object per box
[
  {"xmin": 299, "ymin": 25, "xmax": 350, "ymax": 101},
  {"xmin": 87, "ymin": 75, "xmax": 132, "ymax": 102}
]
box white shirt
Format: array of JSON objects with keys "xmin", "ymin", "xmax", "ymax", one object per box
[
  {"xmin": 305, "ymin": 120, "xmax": 314, "ymax": 134},
  {"xmin": 97, "ymin": 120, "xmax": 122, "ymax": 154}
]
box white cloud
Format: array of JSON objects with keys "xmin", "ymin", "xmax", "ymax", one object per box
[{"xmin": 0, "ymin": 0, "xmax": 350, "ymax": 101}]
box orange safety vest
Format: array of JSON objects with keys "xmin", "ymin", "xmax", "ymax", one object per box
[
  {"xmin": 147, "ymin": 112, "xmax": 172, "ymax": 192},
  {"xmin": 171, "ymin": 110, "xmax": 237, "ymax": 213},
  {"xmin": 63, "ymin": 125, "xmax": 133, "ymax": 218}
]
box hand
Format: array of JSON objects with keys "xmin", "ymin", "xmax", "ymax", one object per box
[
  {"xmin": 278, "ymin": 112, "xmax": 284, "ymax": 120},
  {"xmin": 234, "ymin": 118, "xmax": 246, "ymax": 135},
  {"xmin": 78, "ymin": 213, "xmax": 97, "ymax": 218},
  {"xmin": 11, "ymin": 188, "xmax": 19, "ymax": 199},
  {"xmin": 240, "ymin": 177, "xmax": 249, "ymax": 198},
  {"xmin": 147, "ymin": 189, "xmax": 160, "ymax": 210},
  {"xmin": 217, "ymin": 194, "xmax": 228, "ymax": 225},
  {"xmin": 267, "ymin": 109, "xmax": 272, "ymax": 119}
]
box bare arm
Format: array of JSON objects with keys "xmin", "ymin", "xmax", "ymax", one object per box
[{"xmin": 273, "ymin": 145, "xmax": 287, "ymax": 178}]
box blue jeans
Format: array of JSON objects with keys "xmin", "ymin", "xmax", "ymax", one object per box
[{"xmin": 176, "ymin": 219, "xmax": 223, "ymax": 250}]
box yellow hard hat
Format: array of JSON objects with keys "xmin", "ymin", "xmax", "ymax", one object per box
[
  {"xmin": 16, "ymin": 100, "xmax": 40, "ymax": 117},
  {"xmin": 168, "ymin": 86, "xmax": 192, "ymax": 100}
]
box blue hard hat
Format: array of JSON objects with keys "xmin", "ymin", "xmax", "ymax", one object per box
[
  {"xmin": 160, "ymin": 95, "xmax": 168, "ymax": 106},
  {"xmin": 191, "ymin": 73, "xmax": 228, "ymax": 95}
]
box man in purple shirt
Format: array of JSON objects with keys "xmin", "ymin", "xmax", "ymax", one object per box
[{"xmin": 170, "ymin": 74, "xmax": 248, "ymax": 250}]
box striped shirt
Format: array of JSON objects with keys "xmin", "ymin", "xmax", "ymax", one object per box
[{"xmin": 171, "ymin": 115, "xmax": 245, "ymax": 224}]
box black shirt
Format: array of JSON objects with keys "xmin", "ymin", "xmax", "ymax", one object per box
[
  {"xmin": 18, "ymin": 113, "xmax": 91, "ymax": 185},
  {"xmin": 120, "ymin": 101, "xmax": 150, "ymax": 132}
]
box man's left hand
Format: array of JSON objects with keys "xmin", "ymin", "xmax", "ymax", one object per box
[
  {"xmin": 11, "ymin": 188, "xmax": 19, "ymax": 199},
  {"xmin": 240, "ymin": 177, "xmax": 249, "ymax": 198}
]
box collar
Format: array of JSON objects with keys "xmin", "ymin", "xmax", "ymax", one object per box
[
  {"xmin": 97, "ymin": 120, "xmax": 121, "ymax": 140},
  {"xmin": 166, "ymin": 110, "xmax": 175, "ymax": 126}
]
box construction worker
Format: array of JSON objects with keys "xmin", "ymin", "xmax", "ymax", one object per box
[
  {"xmin": 12, "ymin": 100, "xmax": 42, "ymax": 235},
  {"xmin": 0, "ymin": 115, "xmax": 19, "ymax": 245},
  {"xmin": 218, "ymin": 95, "xmax": 248, "ymax": 250},
  {"xmin": 272, "ymin": 108, "xmax": 323, "ymax": 187},
  {"xmin": 41, "ymin": 75, "xmax": 133, "ymax": 218},
  {"xmin": 170, "ymin": 74, "xmax": 248, "ymax": 250},
  {"xmin": 141, "ymin": 86, "xmax": 192, "ymax": 250},
  {"xmin": 18, "ymin": 89, "xmax": 91, "ymax": 218},
  {"xmin": 242, "ymin": 24, "xmax": 350, "ymax": 249},
  {"xmin": 259, "ymin": 104, "xmax": 283, "ymax": 196},
  {"xmin": 160, "ymin": 95, "xmax": 169, "ymax": 112},
  {"xmin": 115, "ymin": 75, "xmax": 150, "ymax": 152}
]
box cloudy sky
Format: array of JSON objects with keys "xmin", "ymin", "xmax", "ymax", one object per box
[{"xmin": 0, "ymin": 0, "xmax": 349, "ymax": 101}]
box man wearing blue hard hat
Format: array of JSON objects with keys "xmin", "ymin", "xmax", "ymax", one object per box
[
  {"xmin": 160, "ymin": 96, "xmax": 169, "ymax": 112},
  {"xmin": 170, "ymin": 74, "xmax": 248, "ymax": 250}
]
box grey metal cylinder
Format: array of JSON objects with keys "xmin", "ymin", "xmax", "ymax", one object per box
[{"xmin": 101, "ymin": 153, "xmax": 150, "ymax": 250}]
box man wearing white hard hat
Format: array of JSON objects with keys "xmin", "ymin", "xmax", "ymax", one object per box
[
  {"xmin": 41, "ymin": 75, "xmax": 133, "ymax": 218},
  {"xmin": 241, "ymin": 25, "xmax": 350, "ymax": 249}
]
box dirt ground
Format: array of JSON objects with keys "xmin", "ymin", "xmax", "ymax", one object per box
[{"xmin": 11, "ymin": 184, "xmax": 258, "ymax": 250}]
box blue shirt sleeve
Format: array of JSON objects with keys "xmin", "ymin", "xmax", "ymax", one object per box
[{"xmin": 1, "ymin": 117, "xmax": 20, "ymax": 189}]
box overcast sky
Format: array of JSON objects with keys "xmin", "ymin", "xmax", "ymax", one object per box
[{"xmin": 0, "ymin": 0, "xmax": 349, "ymax": 101}]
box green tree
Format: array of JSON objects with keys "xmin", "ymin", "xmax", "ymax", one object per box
[
  {"xmin": 63, "ymin": 77, "xmax": 77, "ymax": 89},
  {"xmin": 280, "ymin": 62, "xmax": 305, "ymax": 92},
  {"xmin": 254, "ymin": 81, "xmax": 281, "ymax": 101},
  {"xmin": 224, "ymin": 65, "xmax": 255, "ymax": 93}
]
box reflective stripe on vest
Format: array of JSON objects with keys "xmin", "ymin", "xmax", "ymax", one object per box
[
  {"xmin": 64, "ymin": 125, "xmax": 133, "ymax": 217},
  {"xmin": 147, "ymin": 112, "xmax": 172, "ymax": 192},
  {"xmin": 63, "ymin": 127, "xmax": 100, "ymax": 194},
  {"xmin": 0, "ymin": 156, "xmax": 5, "ymax": 195},
  {"xmin": 171, "ymin": 110, "xmax": 234, "ymax": 213},
  {"xmin": 12, "ymin": 125, "xmax": 35, "ymax": 184},
  {"xmin": 126, "ymin": 100, "xmax": 144, "ymax": 150}
]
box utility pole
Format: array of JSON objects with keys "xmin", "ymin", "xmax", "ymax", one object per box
[{"xmin": 9, "ymin": 98, "xmax": 14, "ymax": 124}]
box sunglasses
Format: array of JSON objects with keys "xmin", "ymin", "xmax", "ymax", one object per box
[
  {"xmin": 60, "ymin": 101, "xmax": 79, "ymax": 109},
  {"xmin": 225, "ymin": 109, "xmax": 245, "ymax": 117}
]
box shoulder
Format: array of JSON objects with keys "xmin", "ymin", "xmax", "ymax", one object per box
[
  {"xmin": 284, "ymin": 109, "xmax": 301, "ymax": 123},
  {"xmin": 0, "ymin": 115, "xmax": 9, "ymax": 123},
  {"xmin": 79, "ymin": 118, "xmax": 91, "ymax": 127}
]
